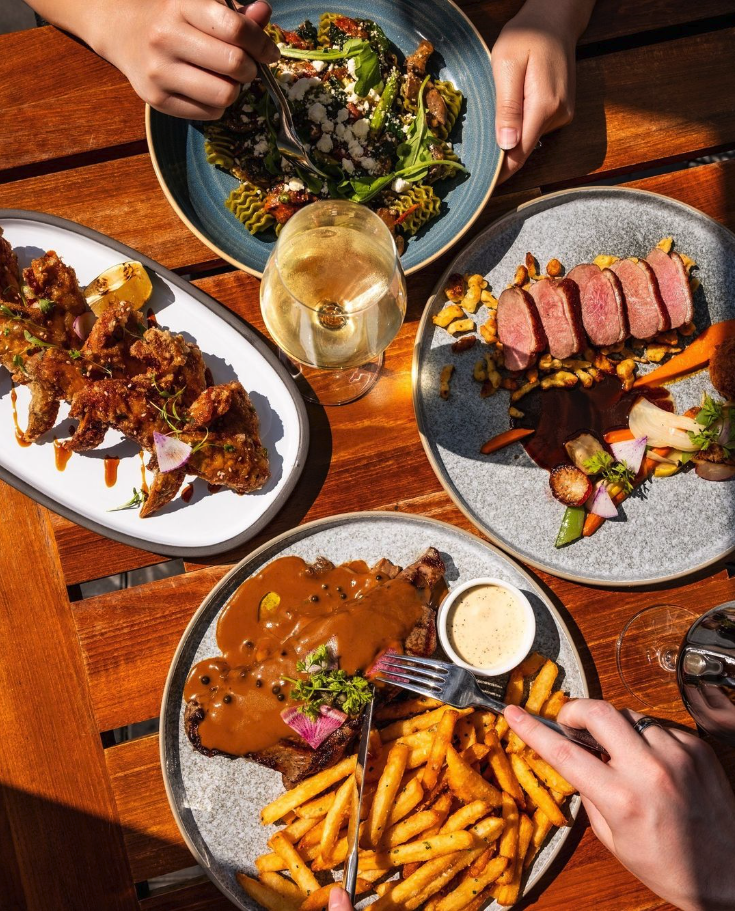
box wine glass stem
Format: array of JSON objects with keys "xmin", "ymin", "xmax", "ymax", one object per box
[{"xmin": 658, "ymin": 646, "xmax": 679, "ymax": 672}]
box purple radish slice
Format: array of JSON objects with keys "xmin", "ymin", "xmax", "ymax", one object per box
[
  {"xmin": 281, "ymin": 704, "xmax": 347, "ymax": 749},
  {"xmin": 610, "ymin": 437, "xmax": 647, "ymax": 474},
  {"xmin": 588, "ymin": 483, "xmax": 618, "ymax": 518},
  {"xmin": 73, "ymin": 312, "xmax": 96, "ymax": 340},
  {"xmin": 153, "ymin": 431, "xmax": 192, "ymax": 473},
  {"xmin": 694, "ymin": 461, "xmax": 735, "ymax": 482}
]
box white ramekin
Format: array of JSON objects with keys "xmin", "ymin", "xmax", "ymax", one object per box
[{"xmin": 437, "ymin": 577, "xmax": 536, "ymax": 678}]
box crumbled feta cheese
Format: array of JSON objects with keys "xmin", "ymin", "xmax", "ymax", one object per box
[
  {"xmin": 276, "ymin": 68, "xmax": 295, "ymax": 85},
  {"xmin": 335, "ymin": 123, "xmax": 354, "ymax": 142},
  {"xmin": 391, "ymin": 177, "xmax": 411, "ymax": 194},
  {"xmin": 287, "ymin": 77, "xmax": 321, "ymax": 101},
  {"xmin": 277, "ymin": 42, "xmax": 287, "ymax": 51},
  {"xmin": 341, "ymin": 158, "xmax": 355, "ymax": 174},
  {"xmin": 367, "ymin": 88, "xmax": 382, "ymax": 104},
  {"xmin": 344, "ymin": 82, "xmax": 359, "ymax": 104},
  {"xmin": 348, "ymin": 140, "xmax": 364, "ymax": 159},
  {"xmin": 253, "ymin": 139, "xmax": 269, "ymax": 156},
  {"xmin": 347, "ymin": 57, "xmax": 358, "ymax": 78},
  {"xmin": 287, "ymin": 178, "xmax": 305, "ymax": 192},
  {"xmin": 308, "ymin": 102, "xmax": 328, "ymax": 123},
  {"xmin": 359, "ymin": 156, "xmax": 378, "ymax": 174},
  {"xmin": 351, "ymin": 118, "xmax": 370, "ymax": 140},
  {"xmin": 318, "ymin": 93, "xmax": 331, "ymax": 104},
  {"xmin": 320, "ymin": 183, "xmax": 330, "ymax": 196},
  {"xmin": 321, "ymin": 120, "xmax": 335, "ymax": 133},
  {"xmin": 316, "ymin": 133, "xmax": 334, "ymax": 153},
  {"xmin": 312, "ymin": 60, "xmax": 326, "ymax": 73},
  {"xmin": 336, "ymin": 108, "xmax": 350, "ymax": 123},
  {"xmin": 240, "ymin": 104, "xmax": 253, "ymax": 113}
]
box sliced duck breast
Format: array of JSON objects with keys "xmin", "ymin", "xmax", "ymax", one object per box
[
  {"xmin": 568, "ymin": 263, "xmax": 628, "ymax": 346},
  {"xmin": 610, "ymin": 258, "xmax": 669, "ymax": 339},
  {"xmin": 645, "ymin": 247, "xmax": 694, "ymax": 329},
  {"xmin": 497, "ymin": 287, "xmax": 547, "ymax": 371},
  {"xmin": 527, "ymin": 278, "xmax": 585, "ymax": 360}
]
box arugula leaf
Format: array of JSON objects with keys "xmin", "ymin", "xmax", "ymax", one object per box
[
  {"xmin": 396, "ymin": 76, "xmax": 433, "ymax": 172},
  {"xmin": 280, "ymin": 39, "xmax": 381, "ymax": 97},
  {"xmin": 343, "ymin": 158, "xmax": 466, "ymax": 204}
]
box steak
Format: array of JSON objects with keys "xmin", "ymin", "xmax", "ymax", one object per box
[
  {"xmin": 568, "ymin": 263, "xmax": 628, "ymax": 346},
  {"xmin": 527, "ymin": 278, "xmax": 585, "ymax": 359},
  {"xmin": 184, "ymin": 547, "xmax": 445, "ymax": 789},
  {"xmin": 610, "ymin": 258, "xmax": 669, "ymax": 339},
  {"xmin": 645, "ymin": 247, "xmax": 694, "ymax": 329},
  {"xmin": 497, "ymin": 287, "xmax": 548, "ymax": 371}
]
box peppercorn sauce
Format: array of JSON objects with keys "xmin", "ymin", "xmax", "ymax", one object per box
[{"xmin": 184, "ymin": 555, "xmax": 430, "ymax": 756}]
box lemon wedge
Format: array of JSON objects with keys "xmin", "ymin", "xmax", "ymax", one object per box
[{"xmin": 84, "ymin": 261, "xmax": 153, "ymax": 317}]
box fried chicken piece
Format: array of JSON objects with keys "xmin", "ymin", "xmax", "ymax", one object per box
[
  {"xmin": 22, "ymin": 251, "xmax": 87, "ymax": 348},
  {"xmin": 0, "ymin": 228, "xmax": 22, "ymax": 304},
  {"xmin": 140, "ymin": 462, "xmax": 188, "ymax": 518},
  {"xmin": 81, "ymin": 301, "xmax": 148, "ymax": 377},
  {"xmin": 128, "ymin": 326, "xmax": 208, "ymax": 403}
]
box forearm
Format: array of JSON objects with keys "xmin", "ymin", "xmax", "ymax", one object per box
[
  {"xmin": 24, "ymin": 0, "xmax": 125, "ymax": 57},
  {"xmin": 514, "ymin": 0, "xmax": 597, "ymax": 43}
]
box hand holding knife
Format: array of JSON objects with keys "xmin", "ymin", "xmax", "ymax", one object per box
[{"xmin": 342, "ymin": 694, "xmax": 375, "ymax": 903}]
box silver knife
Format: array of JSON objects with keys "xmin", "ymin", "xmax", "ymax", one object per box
[{"xmin": 343, "ymin": 696, "xmax": 375, "ymax": 902}]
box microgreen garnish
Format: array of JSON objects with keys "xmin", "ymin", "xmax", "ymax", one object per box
[
  {"xmin": 687, "ymin": 394, "xmax": 733, "ymax": 452},
  {"xmin": 285, "ymin": 644, "xmax": 373, "ymax": 720},
  {"xmin": 583, "ymin": 450, "xmax": 636, "ymax": 493},
  {"xmin": 37, "ymin": 298, "xmax": 54, "ymax": 315},
  {"xmin": 0, "ymin": 304, "xmax": 20, "ymax": 319},
  {"xmin": 23, "ymin": 329, "xmax": 53, "ymax": 349},
  {"xmin": 12, "ymin": 354, "xmax": 26, "ymax": 374},
  {"xmin": 108, "ymin": 487, "xmax": 148, "ymax": 512}
]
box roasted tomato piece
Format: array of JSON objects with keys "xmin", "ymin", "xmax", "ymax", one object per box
[
  {"xmin": 347, "ymin": 102, "xmax": 362, "ymax": 120},
  {"xmin": 334, "ymin": 15, "xmax": 368, "ymax": 38}
]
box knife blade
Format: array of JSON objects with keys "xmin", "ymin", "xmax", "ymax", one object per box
[{"xmin": 343, "ymin": 696, "xmax": 375, "ymax": 902}]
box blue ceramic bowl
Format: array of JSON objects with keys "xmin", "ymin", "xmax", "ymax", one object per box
[{"xmin": 146, "ymin": 0, "xmax": 501, "ymax": 277}]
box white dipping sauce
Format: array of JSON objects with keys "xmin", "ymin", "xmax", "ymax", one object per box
[{"xmin": 447, "ymin": 584, "xmax": 529, "ymax": 670}]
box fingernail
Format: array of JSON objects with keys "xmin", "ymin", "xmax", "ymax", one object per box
[
  {"xmin": 498, "ymin": 127, "xmax": 518, "ymax": 150},
  {"xmin": 328, "ymin": 887, "xmax": 352, "ymax": 911},
  {"xmin": 504, "ymin": 705, "xmax": 525, "ymax": 724}
]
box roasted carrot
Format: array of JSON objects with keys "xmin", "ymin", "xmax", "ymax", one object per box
[
  {"xmin": 603, "ymin": 428, "xmax": 635, "ymax": 444},
  {"xmin": 633, "ymin": 319, "xmax": 735, "ymax": 388},
  {"xmin": 582, "ymin": 448, "xmax": 671, "ymax": 537},
  {"xmin": 480, "ymin": 427, "xmax": 534, "ymax": 455}
]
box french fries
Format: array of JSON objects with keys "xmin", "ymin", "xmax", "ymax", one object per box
[{"xmin": 244, "ymin": 655, "xmax": 575, "ymax": 911}]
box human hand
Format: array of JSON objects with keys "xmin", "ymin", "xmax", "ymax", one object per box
[
  {"xmin": 328, "ymin": 886, "xmax": 354, "ymax": 911},
  {"xmin": 93, "ymin": 0, "xmax": 279, "ymax": 119},
  {"xmin": 505, "ymin": 699, "xmax": 735, "ymax": 911},
  {"xmin": 491, "ymin": 0, "xmax": 594, "ymax": 182}
]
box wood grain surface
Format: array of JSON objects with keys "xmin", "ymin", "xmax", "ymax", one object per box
[{"xmin": 0, "ymin": 6, "xmax": 734, "ymax": 911}]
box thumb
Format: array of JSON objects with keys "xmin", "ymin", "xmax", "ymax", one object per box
[
  {"xmin": 238, "ymin": 0, "xmax": 272, "ymax": 28},
  {"xmin": 492, "ymin": 53, "xmax": 526, "ymax": 151},
  {"xmin": 328, "ymin": 887, "xmax": 354, "ymax": 911}
]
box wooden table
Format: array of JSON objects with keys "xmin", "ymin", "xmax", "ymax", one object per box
[{"xmin": 1, "ymin": 4, "xmax": 735, "ymax": 910}]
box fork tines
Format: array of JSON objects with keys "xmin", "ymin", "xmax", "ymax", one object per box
[{"xmin": 375, "ymin": 653, "xmax": 448, "ymax": 700}]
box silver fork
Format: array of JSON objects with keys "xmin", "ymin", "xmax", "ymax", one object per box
[
  {"xmin": 376, "ymin": 653, "xmax": 607, "ymax": 756},
  {"xmin": 223, "ymin": 0, "xmax": 328, "ymax": 178}
]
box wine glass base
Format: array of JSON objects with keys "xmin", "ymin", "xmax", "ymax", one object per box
[
  {"xmin": 616, "ymin": 604, "xmax": 698, "ymax": 711},
  {"xmin": 279, "ymin": 351, "xmax": 383, "ymax": 406}
]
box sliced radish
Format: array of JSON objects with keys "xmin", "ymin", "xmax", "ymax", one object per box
[
  {"xmin": 610, "ymin": 436, "xmax": 647, "ymax": 474},
  {"xmin": 588, "ymin": 483, "xmax": 618, "ymax": 518},
  {"xmin": 281, "ymin": 704, "xmax": 347, "ymax": 749},
  {"xmin": 694, "ymin": 461, "xmax": 735, "ymax": 482},
  {"xmin": 153, "ymin": 431, "xmax": 191, "ymax": 473},
  {"xmin": 73, "ymin": 312, "xmax": 96, "ymax": 340},
  {"xmin": 718, "ymin": 409, "xmax": 733, "ymax": 447}
]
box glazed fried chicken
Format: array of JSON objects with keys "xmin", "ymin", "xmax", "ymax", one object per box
[{"xmin": 0, "ymin": 238, "xmax": 270, "ymax": 514}]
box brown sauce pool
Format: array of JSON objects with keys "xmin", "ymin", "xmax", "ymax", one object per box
[
  {"xmin": 104, "ymin": 457, "xmax": 120, "ymax": 487},
  {"xmin": 181, "ymin": 482, "xmax": 194, "ymax": 503},
  {"xmin": 184, "ymin": 555, "xmax": 434, "ymax": 756},
  {"xmin": 512, "ymin": 376, "xmax": 672, "ymax": 471},
  {"xmin": 138, "ymin": 450, "xmax": 149, "ymax": 495},
  {"xmin": 53, "ymin": 439, "xmax": 72, "ymax": 471},
  {"xmin": 10, "ymin": 388, "xmax": 30, "ymax": 447}
]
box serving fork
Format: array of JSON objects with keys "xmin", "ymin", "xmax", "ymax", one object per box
[
  {"xmin": 376, "ymin": 653, "xmax": 607, "ymax": 756},
  {"xmin": 223, "ymin": 0, "xmax": 329, "ymax": 178}
]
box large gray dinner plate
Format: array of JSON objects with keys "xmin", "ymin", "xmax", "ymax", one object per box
[
  {"xmin": 413, "ymin": 187, "xmax": 735, "ymax": 587},
  {"xmin": 161, "ymin": 512, "xmax": 587, "ymax": 910}
]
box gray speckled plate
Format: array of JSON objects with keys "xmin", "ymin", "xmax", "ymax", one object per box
[
  {"xmin": 161, "ymin": 512, "xmax": 587, "ymax": 910},
  {"xmin": 413, "ymin": 187, "xmax": 735, "ymax": 587}
]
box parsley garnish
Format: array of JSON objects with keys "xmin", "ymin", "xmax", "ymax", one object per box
[
  {"xmin": 583, "ymin": 450, "xmax": 635, "ymax": 493},
  {"xmin": 285, "ymin": 643, "xmax": 373, "ymax": 720}
]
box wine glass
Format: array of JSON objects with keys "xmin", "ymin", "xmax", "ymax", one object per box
[
  {"xmin": 260, "ymin": 200, "xmax": 407, "ymax": 406},
  {"xmin": 617, "ymin": 600, "xmax": 735, "ymax": 744}
]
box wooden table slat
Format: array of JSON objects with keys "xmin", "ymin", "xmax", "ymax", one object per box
[
  {"xmin": 140, "ymin": 879, "xmax": 236, "ymax": 911},
  {"xmin": 106, "ymin": 735, "xmax": 195, "ymax": 883}
]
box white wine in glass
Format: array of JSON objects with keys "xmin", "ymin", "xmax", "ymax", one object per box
[{"xmin": 260, "ymin": 200, "xmax": 406, "ymax": 405}]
